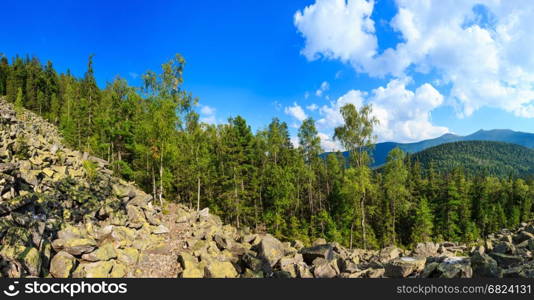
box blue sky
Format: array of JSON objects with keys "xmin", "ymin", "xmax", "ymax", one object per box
[{"xmin": 2, "ymin": 0, "xmax": 533, "ymax": 150}]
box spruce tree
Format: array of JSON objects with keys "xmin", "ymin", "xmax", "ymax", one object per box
[
  {"xmin": 14, "ymin": 87, "xmax": 24, "ymax": 115},
  {"xmin": 411, "ymin": 197, "xmax": 434, "ymax": 245}
]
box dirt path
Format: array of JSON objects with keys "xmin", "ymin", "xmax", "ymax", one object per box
[{"xmin": 133, "ymin": 203, "xmax": 193, "ymax": 278}]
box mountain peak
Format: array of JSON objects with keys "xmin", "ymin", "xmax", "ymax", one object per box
[
  {"xmin": 439, "ymin": 132, "xmax": 460, "ymax": 138},
  {"xmin": 355, "ymin": 128, "xmax": 534, "ymax": 167},
  {"xmin": 473, "ymin": 129, "xmax": 514, "ymax": 134}
]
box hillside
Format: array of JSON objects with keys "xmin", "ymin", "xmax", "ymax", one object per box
[
  {"xmin": 4, "ymin": 99, "xmax": 534, "ymax": 278},
  {"xmin": 410, "ymin": 141, "xmax": 534, "ymax": 177},
  {"xmin": 326, "ymin": 129, "xmax": 534, "ymax": 167},
  {"xmin": 0, "ymin": 98, "xmax": 172, "ymax": 277},
  {"xmin": 465, "ymin": 129, "xmax": 534, "ymax": 148}
]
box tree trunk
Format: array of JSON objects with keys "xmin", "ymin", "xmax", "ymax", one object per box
[
  {"xmin": 253, "ymin": 187, "xmax": 258, "ymax": 228},
  {"xmin": 88, "ymin": 94, "xmax": 92, "ymax": 136},
  {"xmin": 361, "ymin": 193, "xmax": 367, "ymax": 250},
  {"xmin": 392, "ymin": 197, "xmax": 396, "ymax": 246},
  {"xmin": 152, "ymin": 165, "xmax": 156, "ymax": 201},
  {"xmin": 197, "ymin": 176, "xmax": 201, "ymax": 212},
  {"xmin": 350, "ymin": 223, "xmax": 354, "ymax": 250},
  {"xmin": 258, "ymin": 183, "xmax": 263, "ymax": 230},
  {"xmin": 233, "ymin": 170, "xmax": 240, "ymax": 228},
  {"xmin": 77, "ymin": 121, "xmax": 81, "ymax": 149},
  {"xmin": 308, "ymin": 176, "xmax": 313, "ymax": 216},
  {"xmin": 159, "ymin": 145, "xmax": 163, "ymax": 207}
]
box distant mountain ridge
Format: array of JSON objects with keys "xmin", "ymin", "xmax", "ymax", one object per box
[
  {"xmin": 409, "ymin": 141, "xmax": 534, "ymax": 177},
  {"xmin": 323, "ymin": 129, "xmax": 534, "ymax": 167}
]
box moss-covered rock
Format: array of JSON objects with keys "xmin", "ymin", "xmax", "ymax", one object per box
[
  {"xmin": 61, "ymin": 238, "xmax": 97, "ymax": 256},
  {"xmin": 204, "ymin": 260, "xmax": 238, "ymax": 278},
  {"xmin": 126, "ymin": 205, "xmax": 146, "ymax": 229},
  {"xmin": 117, "ymin": 247, "xmax": 139, "ymax": 266},
  {"xmin": 49, "ymin": 251, "xmax": 76, "ymax": 278},
  {"xmin": 82, "ymin": 243, "xmax": 117, "ymax": 262},
  {"xmin": 256, "ymin": 234, "xmax": 285, "ymax": 267},
  {"xmin": 73, "ymin": 261, "xmax": 114, "ymax": 278},
  {"xmin": 178, "ymin": 253, "xmax": 204, "ymax": 278},
  {"xmin": 110, "ymin": 261, "xmax": 128, "ymax": 278},
  {"xmin": 110, "ymin": 226, "xmax": 136, "ymax": 248},
  {"xmin": 384, "ymin": 257, "xmax": 426, "ymax": 278},
  {"xmin": 19, "ymin": 247, "xmax": 41, "ymax": 276}
]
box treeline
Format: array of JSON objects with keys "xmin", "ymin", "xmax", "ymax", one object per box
[
  {"xmin": 1, "ymin": 54, "xmax": 533, "ymax": 249},
  {"xmin": 410, "ymin": 141, "xmax": 534, "ymax": 178}
]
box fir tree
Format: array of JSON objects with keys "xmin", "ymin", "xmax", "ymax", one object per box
[
  {"xmin": 411, "ymin": 197, "xmax": 434, "ymax": 245},
  {"xmin": 14, "ymin": 87, "xmax": 24, "ymax": 115}
]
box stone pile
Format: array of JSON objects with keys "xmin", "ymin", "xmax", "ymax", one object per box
[
  {"xmin": 170, "ymin": 206, "xmax": 534, "ymax": 278},
  {"xmin": 0, "ymin": 99, "xmax": 167, "ymax": 277}
]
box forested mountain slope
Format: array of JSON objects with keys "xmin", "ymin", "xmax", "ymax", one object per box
[
  {"xmin": 410, "ymin": 141, "xmax": 534, "ymax": 177},
  {"xmin": 326, "ymin": 129, "xmax": 534, "ymax": 167}
]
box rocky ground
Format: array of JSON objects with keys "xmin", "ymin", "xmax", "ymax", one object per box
[{"xmin": 1, "ymin": 98, "xmax": 534, "ymax": 278}]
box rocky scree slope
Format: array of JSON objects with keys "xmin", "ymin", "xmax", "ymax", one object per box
[
  {"xmin": 0, "ymin": 99, "xmax": 167, "ymax": 278},
  {"xmin": 1, "ymin": 98, "xmax": 534, "ymax": 278}
]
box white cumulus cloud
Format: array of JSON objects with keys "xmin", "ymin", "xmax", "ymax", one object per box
[
  {"xmin": 318, "ymin": 132, "xmax": 342, "ymax": 152},
  {"xmin": 200, "ymin": 105, "xmax": 215, "ymax": 116},
  {"xmin": 295, "ymin": 0, "xmax": 534, "ymax": 118},
  {"xmin": 307, "ymin": 103, "xmax": 319, "ymax": 111},
  {"xmin": 317, "ymin": 89, "xmax": 365, "ymax": 129},
  {"xmin": 284, "ymin": 102, "xmax": 308, "ymax": 122},
  {"xmin": 294, "ymin": 0, "xmax": 377, "ymax": 72},
  {"xmin": 199, "ymin": 105, "xmax": 217, "ymax": 124},
  {"xmin": 317, "ymin": 79, "xmax": 449, "ymax": 143},
  {"xmin": 315, "ymin": 81, "xmax": 330, "ymax": 97}
]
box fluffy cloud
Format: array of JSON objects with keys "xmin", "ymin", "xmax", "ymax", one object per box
[
  {"xmin": 284, "ymin": 102, "xmax": 308, "ymax": 122},
  {"xmin": 318, "ymin": 132, "xmax": 342, "ymax": 152},
  {"xmin": 306, "ymin": 103, "xmax": 319, "ymax": 111},
  {"xmin": 317, "ymin": 79, "xmax": 449, "ymax": 143},
  {"xmin": 317, "ymin": 89, "xmax": 365, "ymax": 129},
  {"xmin": 382, "ymin": 0, "xmax": 534, "ymax": 118},
  {"xmin": 295, "ymin": 0, "xmax": 534, "ymax": 118},
  {"xmin": 294, "ymin": 0, "xmax": 377, "ymax": 71},
  {"xmin": 369, "ymin": 79, "xmax": 448, "ymax": 142},
  {"xmin": 200, "ymin": 105, "xmax": 215, "ymax": 116},
  {"xmin": 199, "ymin": 105, "xmax": 217, "ymax": 124},
  {"xmin": 315, "ymin": 81, "xmax": 330, "ymax": 97}
]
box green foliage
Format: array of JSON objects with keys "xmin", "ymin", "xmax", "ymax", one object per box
[
  {"xmin": 410, "ymin": 197, "xmax": 433, "ymax": 245},
  {"xmin": 333, "ymin": 103, "xmax": 378, "ymax": 249},
  {"xmin": 82, "ymin": 160, "xmax": 98, "ymax": 182},
  {"xmin": 2, "ymin": 54, "xmax": 533, "ymax": 250},
  {"xmin": 382, "ymin": 148, "xmax": 409, "ymax": 246},
  {"xmin": 15, "ymin": 87, "xmax": 23, "ymax": 115},
  {"xmin": 411, "ymin": 141, "xmax": 534, "ymax": 178},
  {"xmin": 334, "ymin": 104, "xmax": 378, "ymax": 167}
]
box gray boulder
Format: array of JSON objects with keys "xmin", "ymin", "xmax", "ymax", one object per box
[
  {"xmin": 300, "ymin": 244, "xmax": 334, "ymax": 265},
  {"xmin": 470, "ymin": 252, "xmax": 503, "ymax": 278}
]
